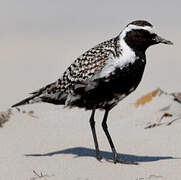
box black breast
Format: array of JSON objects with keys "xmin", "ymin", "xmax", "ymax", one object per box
[{"xmin": 70, "ymin": 56, "xmax": 146, "ymax": 110}]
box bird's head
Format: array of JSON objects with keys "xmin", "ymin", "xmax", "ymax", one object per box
[{"xmin": 120, "ymin": 20, "xmax": 173, "ymax": 52}]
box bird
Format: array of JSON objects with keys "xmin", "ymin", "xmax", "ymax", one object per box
[{"xmin": 12, "ymin": 20, "xmax": 173, "ymax": 164}]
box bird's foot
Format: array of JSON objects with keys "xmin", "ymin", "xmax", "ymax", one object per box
[
  {"xmin": 96, "ymin": 153, "xmax": 103, "ymax": 161},
  {"xmin": 113, "ymin": 155, "xmax": 138, "ymax": 165}
]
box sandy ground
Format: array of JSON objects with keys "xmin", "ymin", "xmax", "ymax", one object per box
[
  {"xmin": 0, "ymin": 29, "xmax": 181, "ymax": 180},
  {"xmin": 1, "ymin": 90, "xmax": 181, "ymax": 180}
]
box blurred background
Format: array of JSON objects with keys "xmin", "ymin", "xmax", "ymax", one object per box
[{"xmin": 0, "ymin": 0, "xmax": 180, "ymax": 109}]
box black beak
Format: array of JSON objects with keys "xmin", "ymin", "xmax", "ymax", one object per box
[{"xmin": 155, "ymin": 35, "xmax": 173, "ymax": 45}]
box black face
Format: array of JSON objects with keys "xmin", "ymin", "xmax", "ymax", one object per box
[{"xmin": 124, "ymin": 29, "xmax": 158, "ymax": 52}]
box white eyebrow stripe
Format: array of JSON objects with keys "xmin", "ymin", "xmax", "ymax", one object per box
[
  {"xmin": 127, "ymin": 24, "xmax": 153, "ymax": 32},
  {"xmin": 120, "ymin": 24, "xmax": 155, "ymax": 40}
]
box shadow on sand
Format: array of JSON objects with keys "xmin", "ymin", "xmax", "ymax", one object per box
[{"xmin": 25, "ymin": 146, "xmax": 178, "ymax": 163}]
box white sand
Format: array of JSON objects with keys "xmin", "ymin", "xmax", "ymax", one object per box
[{"xmin": 1, "ymin": 92, "xmax": 181, "ymax": 180}]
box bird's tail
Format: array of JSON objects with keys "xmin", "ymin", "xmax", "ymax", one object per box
[
  {"xmin": 11, "ymin": 80, "xmax": 62, "ymax": 108},
  {"xmin": 11, "ymin": 80, "xmax": 57, "ymax": 108},
  {"xmin": 11, "ymin": 94, "xmax": 41, "ymax": 108}
]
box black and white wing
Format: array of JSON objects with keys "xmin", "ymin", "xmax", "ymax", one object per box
[
  {"xmin": 12, "ymin": 36, "xmax": 121, "ymax": 107},
  {"xmin": 38, "ymin": 37, "xmax": 121, "ymax": 102}
]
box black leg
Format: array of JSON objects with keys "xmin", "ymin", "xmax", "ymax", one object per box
[
  {"xmin": 102, "ymin": 109, "xmax": 138, "ymax": 165},
  {"xmin": 89, "ymin": 109, "xmax": 102, "ymax": 160}
]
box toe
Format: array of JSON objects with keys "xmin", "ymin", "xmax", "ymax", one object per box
[{"xmin": 96, "ymin": 154, "xmax": 103, "ymax": 161}]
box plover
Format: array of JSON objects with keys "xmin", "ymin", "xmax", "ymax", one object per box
[{"xmin": 12, "ymin": 20, "xmax": 173, "ymax": 164}]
